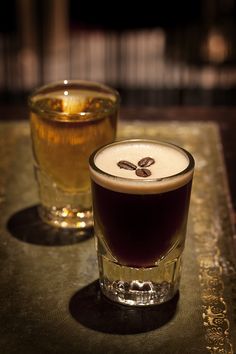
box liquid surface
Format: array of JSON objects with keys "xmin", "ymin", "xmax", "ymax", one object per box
[
  {"xmin": 91, "ymin": 140, "xmax": 194, "ymax": 194},
  {"xmin": 31, "ymin": 89, "xmax": 116, "ymax": 118}
]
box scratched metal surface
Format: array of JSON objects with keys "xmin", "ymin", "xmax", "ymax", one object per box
[{"xmin": 0, "ymin": 120, "xmax": 235, "ymax": 354}]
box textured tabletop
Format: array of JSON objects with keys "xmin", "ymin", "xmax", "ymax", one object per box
[{"xmin": 0, "ymin": 120, "xmax": 235, "ymax": 354}]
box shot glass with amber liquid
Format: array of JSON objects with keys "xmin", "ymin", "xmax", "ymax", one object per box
[{"xmin": 29, "ymin": 80, "xmax": 119, "ymax": 229}]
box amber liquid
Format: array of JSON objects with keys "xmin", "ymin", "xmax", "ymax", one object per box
[{"xmin": 30, "ymin": 96, "xmax": 117, "ymax": 193}]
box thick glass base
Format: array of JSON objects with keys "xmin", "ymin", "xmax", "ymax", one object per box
[
  {"xmin": 35, "ymin": 168, "xmax": 93, "ymax": 229},
  {"xmin": 98, "ymin": 254, "xmax": 182, "ymax": 306},
  {"xmin": 38, "ymin": 205, "xmax": 93, "ymax": 229}
]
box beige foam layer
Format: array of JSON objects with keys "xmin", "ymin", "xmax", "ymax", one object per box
[{"xmin": 90, "ymin": 140, "xmax": 194, "ymax": 194}]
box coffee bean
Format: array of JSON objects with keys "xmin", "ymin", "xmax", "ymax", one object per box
[
  {"xmin": 138, "ymin": 157, "xmax": 155, "ymax": 167},
  {"xmin": 135, "ymin": 168, "xmax": 151, "ymax": 177},
  {"xmin": 117, "ymin": 160, "xmax": 137, "ymax": 170}
]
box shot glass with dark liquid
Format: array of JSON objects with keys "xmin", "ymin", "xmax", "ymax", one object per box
[
  {"xmin": 89, "ymin": 139, "xmax": 194, "ymax": 306},
  {"xmin": 29, "ymin": 80, "xmax": 119, "ymax": 229}
]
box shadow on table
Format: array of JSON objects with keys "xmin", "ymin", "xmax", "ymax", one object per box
[
  {"xmin": 69, "ymin": 280, "xmax": 179, "ymax": 334},
  {"xmin": 7, "ymin": 205, "xmax": 93, "ymax": 246}
]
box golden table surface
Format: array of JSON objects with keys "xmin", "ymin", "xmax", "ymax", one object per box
[{"xmin": 0, "ymin": 120, "xmax": 235, "ymax": 354}]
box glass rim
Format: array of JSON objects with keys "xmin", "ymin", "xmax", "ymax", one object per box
[
  {"xmin": 89, "ymin": 138, "xmax": 195, "ymax": 184},
  {"xmin": 28, "ymin": 79, "xmax": 120, "ymax": 120}
]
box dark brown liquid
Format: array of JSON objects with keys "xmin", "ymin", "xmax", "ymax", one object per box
[{"xmin": 92, "ymin": 181, "xmax": 192, "ymax": 267}]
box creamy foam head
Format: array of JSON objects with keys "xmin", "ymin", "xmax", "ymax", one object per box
[{"xmin": 89, "ymin": 140, "xmax": 194, "ymax": 194}]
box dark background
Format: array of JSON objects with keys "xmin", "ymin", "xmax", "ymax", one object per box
[{"xmin": 1, "ymin": 0, "xmax": 236, "ymax": 108}]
